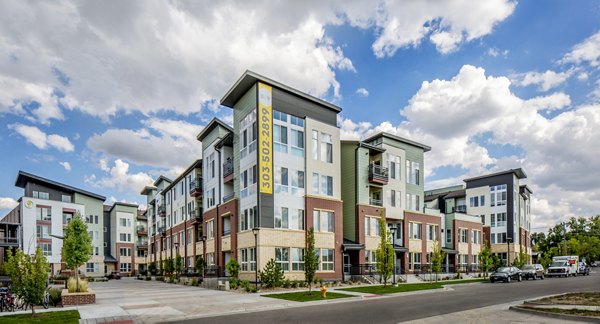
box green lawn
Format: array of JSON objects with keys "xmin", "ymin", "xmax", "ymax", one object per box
[
  {"xmin": 0, "ymin": 310, "xmax": 80, "ymax": 323},
  {"xmin": 264, "ymin": 290, "xmax": 354, "ymax": 302},
  {"xmin": 338, "ymin": 279, "xmax": 486, "ymax": 295}
]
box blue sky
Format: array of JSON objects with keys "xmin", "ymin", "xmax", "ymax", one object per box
[{"xmin": 1, "ymin": 1, "xmax": 599, "ymax": 231}]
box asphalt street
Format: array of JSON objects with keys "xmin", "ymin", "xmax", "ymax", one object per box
[{"xmin": 180, "ymin": 272, "xmax": 600, "ymax": 324}]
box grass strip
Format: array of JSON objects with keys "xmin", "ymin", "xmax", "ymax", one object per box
[
  {"xmin": 521, "ymin": 306, "xmax": 600, "ymax": 317},
  {"xmin": 263, "ymin": 291, "xmax": 354, "ymax": 302},
  {"xmin": 0, "ymin": 310, "xmax": 80, "ymax": 324},
  {"xmin": 338, "ymin": 279, "xmax": 486, "ymax": 295}
]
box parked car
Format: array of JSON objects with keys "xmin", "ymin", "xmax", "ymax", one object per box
[
  {"xmin": 490, "ymin": 267, "xmax": 523, "ymax": 283},
  {"xmin": 521, "ymin": 264, "xmax": 544, "ymax": 280},
  {"xmin": 577, "ymin": 262, "xmax": 590, "ymax": 276},
  {"xmin": 105, "ymin": 271, "xmax": 121, "ymax": 280},
  {"xmin": 592, "ymin": 261, "xmax": 599, "ymax": 267}
]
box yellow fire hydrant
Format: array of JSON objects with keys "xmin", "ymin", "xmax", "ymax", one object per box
[{"xmin": 320, "ymin": 286, "xmax": 327, "ymax": 299}]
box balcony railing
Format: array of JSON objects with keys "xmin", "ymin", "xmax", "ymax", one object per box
[
  {"xmin": 223, "ymin": 192, "xmax": 234, "ymax": 202},
  {"xmin": 136, "ymin": 241, "xmax": 148, "ymax": 249},
  {"xmin": 190, "ymin": 208, "xmax": 203, "ymax": 222},
  {"xmin": 189, "ymin": 178, "xmax": 203, "ymax": 196},
  {"xmin": 223, "ymin": 159, "xmax": 234, "ymax": 178},
  {"xmin": 158, "ymin": 204, "xmax": 166, "ymax": 216},
  {"xmin": 453, "ymin": 206, "xmax": 467, "ymax": 213},
  {"xmin": 0, "ymin": 237, "xmax": 19, "ymax": 245},
  {"xmin": 157, "ymin": 226, "xmax": 166, "ymax": 235},
  {"xmin": 369, "ymin": 197, "xmax": 383, "ymax": 207},
  {"xmin": 368, "ymin": 164, "xmax": 389, "ymax": 185},
  {"xmin": 137, "ymin": 226, "xmax": 147, "ymax": 235}
]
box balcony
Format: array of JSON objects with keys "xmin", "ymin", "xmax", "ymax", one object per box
[
  {"xmin": 223, "ymin": 192, "xmax": 234, "ymax": 202},
  {"xmin": 453, "ymin": 205, "xmax": 467, "ymax": 213},
  {"xmin": 223, "ymin": 159, "xmax": 234, "ymax": 183},
  {"xmin": 158, "ymin": 204, "xmax": 166, "ymax": 216},
  {"xmin": 189, "ymin": 178, "xmax": 203, "ymax": 197},
  {"xmin": 136, "ymin": 241, "xmax": 148, "ymax": 250},
  {"xmin": 0, "ymin": 236, "xmax": 19, "ymax": 247},
  {"xmin": 191, "ymin": 208, "xmax": 203, "ymax": 223},
  {"xmin": 368, "ymin": 164, "xmax": 389, "ymax": 185},
  {"xmin": 157, "ymin": 226, "xmax": 166, "ymax": 236},
  {"xmin": 369, "ymin": 197, "xmax": 383, "ymax": 207},
  {"xmin": 137, "ymin": 226, "xmax": 147, "ymax": 236}
]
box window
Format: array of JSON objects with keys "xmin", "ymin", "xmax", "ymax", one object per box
[
  {"xmin": 472, "ymin": 230, "xmax": 481, "ymax": 244},
  {"xmin": 36, "ymin": 206, "xmax": 51, "ymax": 221},
  {"xmin": 291, "ymin": 170, "xmax": 305, "ymax": 195},
  {"xmin": 364, "ymin": 216, "xmax": 380, "ymax": 236},
  {"xmin": 319, "ymin": 249, "xmax": 334, "ymax": 271},
  {"xmin": 409, "ymin": 222, "xmax": 422, "ymax": 239},
  {"xmin": 291, "ymin": 248, "xmax": 304, "ymax": 271},
  {"xmin": 320, "ymin": 133, "xmax": 333, "ymax": 163},
  {"xmin": 275, "ymin": 247, "xmax": 289, "ymax": 271},
  {"xmin": 275, "ymin": 167, "xmax": 289, "ymax": 194},
  {"xmin": 120, "ymin": 248, "xmax": 131, "ymax": 257},
  {"xmin": 290, "ymin": 115, "xmax": 304, "ymax": 127},
  {"xmin": 32, "ymin": 191, "xmax": 49, "ymax": 199},
  {"xmin": 469, "ymin": 196, "xmax": 479, "ymax": 207},
  {"xmin": 409, "ymin": 252, "xmax": 422, "ymax": 270},
  {"xmin": 240, "ymin": 165, "xmax": 257, "ymax": 198},
  {"xmin": 41, "ymin": 243, "xmax": 52, "ymax": 256},
  {"xmin": 240, "ymin": 111, "xmax": 257, "ymax": 158},
  {"xmin": 291, "ymin": 129, "xmax": 304, "ymax": 157},
  {"xmin": 406, "ymin": 193, "xmax": 420, "ymax": 212},
  {"xmin": 459, "ymin": 229, "xmax": 468, "ymax": 243},
  {"xmin": 273, "ymin": 110, "xmax": 288, "ymax": 122},
  {"xmin": 86, "ymin": 263, "xmax": 95, "ymax": 273},
  {"xmin": 480, "ymin": 195, "xmax": 485, "ymax": 206},
  {"xmin": 387, "ymin": 154, "xmax": 401, "ymax": 180},
  {"xmin": 206, "ymin": 220, "xmax": 214, "ymax": 239},
  {"xmin": 119, "ymin": 233, "xmax": 131, "ymax": 242},
  {"xmin": 277, "ymin": 208, "xmax": 304, "ymax": 230},
  {"xmin": 490, "ymin": 184, "xmax": 507, "ymax": 206},
  {"xmin": 275, "ymin": 207, "xmax": 289, "ymax": 229},
  {"xmin": 312, "ymin": 130, "xmax": 319, "ymax": 160},
  {"xmin": 36, "ymin": 225, "xmax": 51, "ymax": 239},
  {"xmin": 240, "ymin": 248, "xmax": 256, "ymax": 272},
  {"xmin": 491, "ymin": 233, "xmax": 496, "ymax": 244},
  {"xmin": 313, "ymin": 210, "xmax": 334, "ymax": 232},
  {"xmin": 405, "ymin": 160, "xmax": 420, "ymax": 185},
  {"xmin": 61, "ymin": 195, "xmax": 71, "ymax": 203},
  {"xmin": 274, "ymin": 124, "xmax": 288, "ymax": 153},
  {"xmin": 120, "ymin": 263, "xmax": 132, "ymax": 272},
  {"xmin": 365, "ymin": 250, "xmax": 377, "ymax": 265},
  {"xmin": 320, "ymin": 175, "xmax": 333, "ymax": 196},
  {"xmin": 446, "ymin": 229, "xmax": 452, "ymax": 243},
  {"xmin": 187, "ymin": 228, "xmax": 193, "ymax": 245},
  {"xmin": 239, "ymin": 206, "xmax": 257, "ymax": 231},
  {"xmin": 120, "ymin": 218, "xmax": 131, "ymax": 227},
  {"xmin": 94, "ymin": 247, "xmax": 100, "ymax": 256},
  {"xmin": 389, "ymin": 189, "xmax": 401, "ymax": 207},
  {"xmin": 427, "ymin": 224, "xmax": 439, "ymax": 241},
  {"xmin": 481, "ymin": 215, "xmax": 485, "ymax": 225}
]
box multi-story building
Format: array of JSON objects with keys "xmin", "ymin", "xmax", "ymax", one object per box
[
  {"xmin": 464, "ymin": 169, "xmax": 532, "ymax": 264},
  {"xmin": 340, "ymin": 132, "xmax": 440, "ymax": 276},
  {"xmin": 209, "ymin": 71, "xmax": 345, "ymax": 281},
  {"xmin": 135, "ymin": 209, "xmax": 148, "ymax": 274},
  {"xmin": 424, "ymin": 186, "xmax": 484, "ymax": 273},
  {"xmin": 108, "ymin": 202, "xmax": 138, "ymax": 276},
  {"xmin": 7, "ymin": 171, "xmax": 106, "ymax": 276},
  {"xmin": 142, "ymin": 176, "xmax": 171, "ymax": 269}
]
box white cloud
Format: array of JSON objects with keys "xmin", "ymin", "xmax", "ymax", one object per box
[
  {"xmin": 87, "ymin": 118, "xmax": 203, "ymax": 170},
  {"xmin": 0, "ymin": 197, "xmax": 18, "ymax": 210},
  {"xmin": 513, "ymin": 70, "xmax": 572, "ymax": 92},
  {"xmin": 59, "ymin": 161, "xmax": 71, "ymax": 171},
  {"xmin": 8, "ymin": 123, "xmax": 74, "ymax": 152},
  {"xmin": 487, "ymin": 47, "xmax": 509, "ymax": 58},
  {"xmin": 340, "ymin": 64, "xmax": 600, "ymax": 231},
  {"xmin": 0, "ymin": 1, "xmax": 516, "ymax": 122},
  {"xmin": 560, "ymin": 31, "xmax": 600, "ymax": 67},
  {"xmin": 85, "ymin": 159, "xmax": 154, "ymax": 194},
  {"xmin": 356, "ymin": 88, "xmax": 369, "ymax": 97}
]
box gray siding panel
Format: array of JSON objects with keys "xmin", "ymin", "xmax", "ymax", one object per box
[{"xmin": 272, "ymin": 88, "xmax": 337, "ymax": 126}]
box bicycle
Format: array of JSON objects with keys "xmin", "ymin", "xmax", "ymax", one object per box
[
  {"xmin": 41, "ymin": 287, "xmax": 52, "ymax": 309},
  {"xmin": 0, "ymin": 288, "xmax": 15, "ymax": 312}
]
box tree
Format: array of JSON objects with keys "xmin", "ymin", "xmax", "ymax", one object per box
[
  {"xmin": 478, "ymin": 242, "xmax": 494, "ymax": 278},
  {"xmin": 511, "ymin": 251, "xmax": 527, "ymax": 268},
  {"xmin": 304, "ymin": 227, "xmax": 319, "ymax": 292},
  {"xmin": 62, "ymin": 212, "xmax": 92, "ymax": 292},
  {"xmin": 226, "ymin": 259, "xmax": 240, "ymax": 279},
  {"xmin": 259, "ymin": 259, "xmax": 284, "ymax": 288},
  {"xmin": 430, "ymin": 240, "xmax": 445, "ymax": 282},
  {"xmin": 5, "ymin": 248, "xmax": 49, "ymax": 316},
  {"xmin": 159, "ymin": 259, "xmax": 164, "ymax": 276},
  {"xmin": 175, "ymin": 254, "xmax": 183, "ymax": 279},
  {"xmin": 375, "ymin": 219, "xmax": 394, "ymax": 287},
  {"xmin": 165, "ymin": 257, "xmax": 174, "ymax": 276},
  {"xmin": 196, "ymin": 255, "xmax": 204, "ymax": 276}
]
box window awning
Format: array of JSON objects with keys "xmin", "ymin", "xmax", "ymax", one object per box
[
  {"xmin": 342, "ymin": 239, "xmax": 364, "ymax": 251},
  {"xmin": 442, "ymin": 248, "xmax": 457, "ymax": 255},
  {"xmin": 393, "ymin": 244, "xmax": 408, "ymax": 252},
  {"xmin": 104, "ymin": 255, "xmax": 118, "ymax": 263}
]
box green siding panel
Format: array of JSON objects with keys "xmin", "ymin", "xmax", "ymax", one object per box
[
  {"xmin": 233, "ymin": 84, "xmax": 257, "ymax": 199},
  {"xmin": 381, "ymin": 137, "xmax": 426, "ymax": 201},
  {"xmin": 73, "ymin": 193, "xmax": 104, "ymax": 219},
  {"xmin": 356, "ymin": 146, "xmax": 370, "ymax": 205},
  {"xmin": 340, "ymin": 143, "xmax": 357, "ymax": 241}
]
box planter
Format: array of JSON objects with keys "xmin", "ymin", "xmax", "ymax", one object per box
[{"xmin": 61, "ymin": 289, "xmax": 96, "ymax": 306}]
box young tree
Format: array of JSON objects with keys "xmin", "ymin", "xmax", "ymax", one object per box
[
  {"xmin": 175, "ymin": 254, "xmax": 183, "ymax": 279},
  {"xmin": 165, "ymin": 257, "xmax": 174, "ymax": 276},
  {"xmin": 259, "ymin": 259, "xmax": 284, "ymax": 288},
  {"xmin": 62, "ymin": 212, "xmax": 92, "ymax": 292},
  {"xmin": 5, "ymin": 248, "xmax": 49, "ymax": 316},
  {"xmin": 196, "ymin": 255, "xmax": 204, "ymax": 276},
  {"xmin": 511, "ymin": 251, "xmax": 527, "ymax": 268},
  {"xmin": 479, "ymin": 242, "xmax": 494, "ymax": 278},
  {"xmin": 430, "ymin": 240, "xmax": 445, "ymax": 282},
  {"xmin": 304, "ymin": 227, "xmax": 319, "ymax": 292},
  {"xmin": 375, "ymin": 219, "xmax": 394, "ymax": 287}
]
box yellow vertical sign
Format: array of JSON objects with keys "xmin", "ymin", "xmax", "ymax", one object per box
[{"xmin": 258, "ymin": 83, "xmax": 273, "ymax": 194}]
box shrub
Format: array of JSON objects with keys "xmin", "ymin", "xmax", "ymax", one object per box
[
  {"xmin": 88, "ymin": 277, "xmax": 95, "ymax": 282},
  {"xmin": 48, "ymin": 287, "xmax": 62, "ymax": 306},
  {"xmin": 229, "ymin": 278, "xmax": 239, "ymax": 290},
  {"xmin": 156, "ymin": 276, "xmax": 164, "ymax": 281},
  {"xmin": 54, "ymin": 274, "xmax": 70, "ymax": 281},
  {"xmin": 67, "ymin": 277, "xmax": 88, "ymax": 293},
  {"xmin": 145, "ymin": 276, "xmax": 151, "ymax": 281},
  {"xmin": 226, "ymin": 259, "xmax": 240, "ymax": 279},
  {"xmin": 191, "ymin": 278, "xmax": 199, "ymax": 286},
  {"xmin": 170, "ymin": 274, "xmax": 177, "ymax": 283},
  {"xmin": 259, "ymin": 259, "xmax": 284, "ymax": 288},
  {"xmin": 283, "ymin": 279, "xmax": 291, "ymax": 288},
  {"xmin": 241, "ymin": 280, "xmax": 251, "ymax": 291},
  {"xmin": 292, "ymin": 280, "xmax": 299, "ymax": 288}
]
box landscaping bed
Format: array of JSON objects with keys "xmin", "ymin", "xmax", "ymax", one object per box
[
  {"xmin": 537, "ymin": 292, "xmax": 600, "ymax": 306},
  {"xmin": 263, "ymin": 291, "xmax": 354, "ymax": 302},
  {"xmin": 0, "ymin": 310, "xmax": 80, "ymax": 324}
]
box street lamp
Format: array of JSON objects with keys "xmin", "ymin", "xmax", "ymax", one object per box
[
  {"xmin": 506, "ymin": 237, "xmax": 513, "ymax": 266},
  {"xmin": 389, "ymin": 226, "xmax": 397, "ymax": 286},
  {"xmin": 174, "ymin": 242, "xmax": 180, "ymax": 278},
  {"xmin": 252, "ymin": 227, "xmax": 260, "ymax": 289}
]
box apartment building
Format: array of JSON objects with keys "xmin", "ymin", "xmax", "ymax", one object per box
[
  {"xmin": 340, "ymin": 133, "xmax": 439, "ymax": 275},
  {"xmin": 142, "ymin": 161, "xmax": 204, "ymax": 273},
  {"xmin": 464, "ymin": 169, "xmax": 532, "ymax": 264},
  {"xmin": 6, "ymin": 171, "xmax": 106, "ymax": 275},
  {"xmin": 424, "ymin": 186, "xmax": 483, "ymax": 273},
  {"xmin": 135, "ymin": 209, "xmax": 148, "ymax": 274}
]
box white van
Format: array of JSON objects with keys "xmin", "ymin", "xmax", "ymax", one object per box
[{"xmin": 547, "ymin": 256, "xmax": 579, "ymax": 277}]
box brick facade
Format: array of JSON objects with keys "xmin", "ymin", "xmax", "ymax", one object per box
[
  {"xmin": 306, "ymin": 196, "xmax": 344, "ymax": 280},
  {"xmin": 403, "ymin": 211, "xmax": 442, "ymax": 274},
  {"xmin": 61, "ymin": 289, "xmax": 95, "ymax": 306}
]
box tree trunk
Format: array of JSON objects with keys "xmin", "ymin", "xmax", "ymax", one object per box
[
  {"xmin": 31, "ymin": 304, "xmax": 36, "ymax": 316},
  {"xmin": 76, "ymin": 267, "xmax": 80, "ymax": 292}
]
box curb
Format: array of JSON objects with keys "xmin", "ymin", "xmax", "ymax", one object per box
[{"xmin": 509, "ymin": 305, "xmax": 600, "ymax": 323}]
